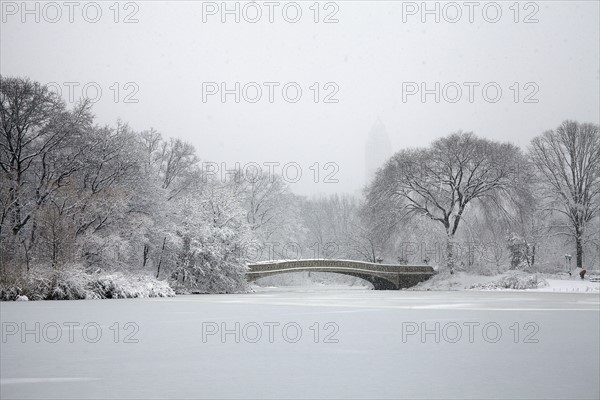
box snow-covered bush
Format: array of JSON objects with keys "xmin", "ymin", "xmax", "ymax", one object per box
[
  {"xmin": 0, "ymin": 283, "xmax": 22, "ymax": 301},
  {"xmin": 44, "ymin": 267, "xmax": 92, "ymax": 300},
  {"xmin": 0, "ymin": 266, "xmax": 174, "ymax": 301},
  {"xmin": 0, "ymin": 267, "xmax": 89, "ymax": 300},
  {"xmin": 470, "ymin": 272, "xmax": 548, "ymax": 290},
  {"xmin": 89, "ymin": 273, "xmax": 174, "ymax": 298},
  {"xmin": 169, "ymin": 184, "xmax": 251, "ymax": 294}
]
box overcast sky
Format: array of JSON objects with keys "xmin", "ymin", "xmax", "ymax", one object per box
[{"xmin": 2, "ymin": 1, "xmax": 599, "ymax": 195}]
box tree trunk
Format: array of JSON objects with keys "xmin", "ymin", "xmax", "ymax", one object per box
[
  {"xmin": 575, "ymin": 233, "xmax": 583, "ymax": 270},
  {"xmin": 22, "ymin": 240, "xmax": 31, "ymax": 274},
  {"xmin": 156, "ymin": 237, "xmax": 167, "ymax": 279},
  {"xmin": 142, "ymin": 244, "xmax": 149, "ymax": 268},
  {"xmin": 445, "ymin": 234, "xmax": 457, "ymax": 272}
]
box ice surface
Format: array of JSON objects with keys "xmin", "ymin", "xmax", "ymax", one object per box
[{"xmin": 1, "ymin": 287, "xmax": 599, "ymax": 399}]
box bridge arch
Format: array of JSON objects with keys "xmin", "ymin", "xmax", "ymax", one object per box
[{"xmin": 247, "ymin": 259, "xmax": 435, "ymax": 290}]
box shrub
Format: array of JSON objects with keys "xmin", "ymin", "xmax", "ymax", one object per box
[
  {"xmin": 45, "ymin": 268, "xmax": 92, "ymax": 300},
  {"xmin": 470, "ymin": 272, "xmax": 548, "ymax": 290},
  {"xmin": 0, "ymin": 266, "xmax": 175, "ymax": 301},
  {"xmin": 0, "ymin": 284, "xmax": 22, "ymax": 301},
  {"xmin": 90, "ymin": 273, "xmax": 174, "ymax": 299}
]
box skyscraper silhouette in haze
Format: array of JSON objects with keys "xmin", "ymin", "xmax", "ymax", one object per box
[{"xmin": 365, "ymin": 119, "xmax": 392, "ymax": 185}]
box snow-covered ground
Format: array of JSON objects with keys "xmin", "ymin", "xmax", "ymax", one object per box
[
  {"xmin": 1, "ymin": 288, "xmax": 599, "ymax": 399},
  {"xmin": 410, "ymin": 271, "xmax": 600, "ymax": 293},
  {"xmin": 537, "ymin": 278, "xmax": 600, "ymax": 293}
]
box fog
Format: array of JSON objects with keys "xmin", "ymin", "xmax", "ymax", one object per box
[{"xmin": 1, "ymin": 1, "xmax": 599, "ymax": 195}]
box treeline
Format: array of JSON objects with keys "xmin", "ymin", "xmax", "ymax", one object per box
[
  {"xmin": 0, "ymin": 76, "xmax": 369, "ymax": 298},
  {"xmin": 365, "ymin": 129, "xmax": 600, "ymax": 274},
  {"xmin": 1, "ymin": 76, "xmax": 599, "ymax": 299},
  {"xmin": 0, "ymin": 77, "xmax": 253, "ymax": 298}
]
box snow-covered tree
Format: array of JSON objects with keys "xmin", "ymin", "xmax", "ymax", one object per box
[
  {"xmin": 170, "ymin": 182, "xmax": 251, "ymax": 293},
  {"xmin": 365, "ymin": 132, "xmax": 526, "ymax": 272},
  {"xmin": 0, "ymin": 76, "xmax": 93, "ymax": 272},
  {"xmin": 530, "ymin": 121, "xmax": 600, "ymax": 269}
]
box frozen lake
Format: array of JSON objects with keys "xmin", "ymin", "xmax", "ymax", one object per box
[{"xmin": 2, "ymin": 287, "xmax": 599, "ymax": 399}]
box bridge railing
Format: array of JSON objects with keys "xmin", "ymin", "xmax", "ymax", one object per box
[{"xmin": 247, "ymin": 259, "xmax": 435, "ymax": 274}]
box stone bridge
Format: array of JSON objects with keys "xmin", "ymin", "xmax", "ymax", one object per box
[{"xmin": 246, "ymin": 259, "xmax": 436, "ymax": 290}]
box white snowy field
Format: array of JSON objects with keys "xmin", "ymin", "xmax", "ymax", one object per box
[
  {"xmin": 409, "ymin": 271, "xmax": 600, "ymax": 293},
  {"xmin": 1, "ymin": 288, "xmax": 599, "ymax": 399}
]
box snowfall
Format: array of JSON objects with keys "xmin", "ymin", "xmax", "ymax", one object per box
[{"xmin": 1, "ymin": 277, "xmax": 599, "ymax": 399}]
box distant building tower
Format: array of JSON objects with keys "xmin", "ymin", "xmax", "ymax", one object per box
[{"xmin": 365, "ymin": 119, "xmax": 392, "ymax": 184}]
